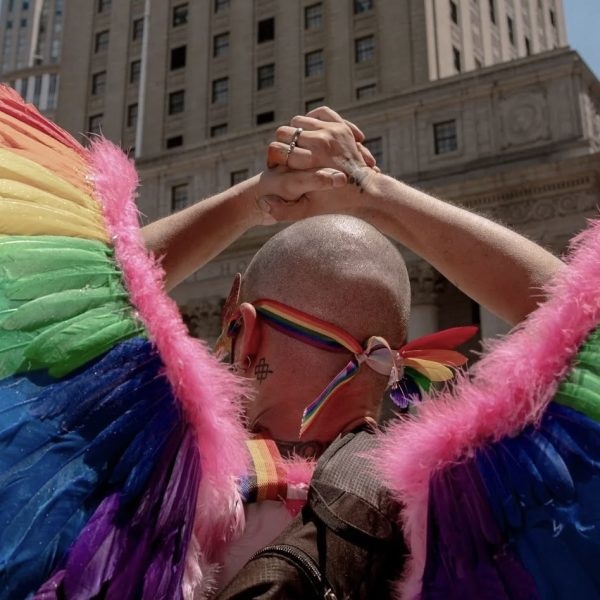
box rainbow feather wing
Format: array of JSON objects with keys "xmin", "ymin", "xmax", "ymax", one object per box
[
  {"xmin": 378, "ymin": 217, "xmax": 600, "ymax": 598},
  {"xmin": 0, "ymin": 86, "xmax": 246, "ymax": 598}
]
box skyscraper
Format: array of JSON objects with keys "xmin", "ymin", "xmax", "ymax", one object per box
[{"xmin": 0, "ymin": 0, "xmax": 63, "ymax": 116}]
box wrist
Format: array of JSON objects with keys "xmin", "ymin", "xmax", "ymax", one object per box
[{"xmin": 229, "ymin": 174, "xmax": 271, "ymax": 230}]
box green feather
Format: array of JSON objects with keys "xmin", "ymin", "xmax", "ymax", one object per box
[
  {"xmin": 0, "ymin": 234, "xmax": 112, "ymax": 255},
  {"xmin": 0, "ymin": 248, "xmax": 110, "ymax": 279},
  {"xmin": 554, "ymin": 382, "xmax": 600, "ymax": 423},
  {"xmin": 2, "ymin": 288, "xmax": 126, "ymax": 331},
  {"xmin": 2, "ymin": 267, "xmax": 120, "ymax": 301},
  {"xmin": 0, "ymin": 331, "xmax": 35, "ymax": 378},
  {"xmin": 405, "ymin": 366, "xmax": 432, "ymax": 392},
  {"xmin": 48, "ymin": 318, "xmax": 144, "ymax": 378}
]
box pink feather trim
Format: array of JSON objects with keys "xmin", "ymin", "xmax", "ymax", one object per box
[
  {"xmin": 88, "ymin": 140, "xmax": 248, "ymax": 585},
  {"xmin": 377, "ymin": 218, "xmax": 600, "ymax": 599}
]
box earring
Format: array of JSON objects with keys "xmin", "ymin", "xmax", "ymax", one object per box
[{"xmin": 231, "ymin": 355, "xmax": 252, "ymax": 374}]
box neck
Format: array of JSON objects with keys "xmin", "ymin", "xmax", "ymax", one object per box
[{"xmin": 272, "ymin": 438, "xmax": 329, "ymax": 459}]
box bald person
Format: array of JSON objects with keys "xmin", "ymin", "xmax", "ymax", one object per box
[
  {"xmin": 234, "ymin": 214, "xmax": 410, "ymax": 444},
  {"xmin": 142, "ymin": 108, "xmax": 562, "ymax": 597}
]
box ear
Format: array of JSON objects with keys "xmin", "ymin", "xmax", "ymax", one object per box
[{"xmin": 235, "ymin": 302, "xmax": 261, "ymax": 365}]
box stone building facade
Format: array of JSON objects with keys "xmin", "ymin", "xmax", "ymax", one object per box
[{"xmin": 47, "ymin": 1, "xmax": 598, "ymax": 344}]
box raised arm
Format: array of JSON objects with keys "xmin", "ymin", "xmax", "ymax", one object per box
[
  {"xmin": 265, "ymin": 108, "xmax": 563, "ymax": 326},
  {"xmin": 141, "ymin": 167, "xmax": 346, "ymax": 291}
]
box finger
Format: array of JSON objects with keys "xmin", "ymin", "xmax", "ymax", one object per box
[
  {"xmin": 258, "ymin": 195, "xmax": 309, "ymax": 224},
  {"xmin": 303, "ymin": 106, "xmax": 366, "ymax": 142},
  {"xmin": 275, "ymin": 125, "xmax": 304, "ymax": 145},
  {"xmin": 304, "ymin": 105, "xmax": 343, "ymax": 122},
  {"xmin": 289, "ymin": 114, "xmax": 335, "ymax": 131},
  {"xmin": 279, "ymin": 168, "xmax": 347, "ymax": 199},
  {"xmin": 357, "ymin": 142, "xmax": 376, "ymax": 167},
  {"xmin": 267, "ymin": 142, "xmax": 313, "ymax": 169},
  {"xmin": 372, "ymin": 165, "xmax": 381, "ymax": 173},
  {"xmin": 344, "ymin": 120, "xmax": 365, "ymax": 143}
]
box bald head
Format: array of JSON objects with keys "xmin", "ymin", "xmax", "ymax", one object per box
[{"xmin": 241, "ymin": 215, "xmax": 410, "ymax": 347}]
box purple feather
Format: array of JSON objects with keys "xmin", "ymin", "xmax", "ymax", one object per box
[{"xmin": 36, "ymin": 426, "xmax": 200, "ymax": 599}]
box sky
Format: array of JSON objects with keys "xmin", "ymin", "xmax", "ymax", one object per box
[{"xmin": 564, "ymin": 0, "xmax": 600, "ymax": 77}]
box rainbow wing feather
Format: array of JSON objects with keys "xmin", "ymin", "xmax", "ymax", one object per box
[
  {"xmin": 0, "ymin": 86, "xmax": 246, "ymax": 599},
  {"xmin": 378, "ymin": 217, "xmax": 600, "ymax": 598}
]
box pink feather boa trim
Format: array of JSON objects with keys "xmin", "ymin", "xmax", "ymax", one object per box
[
  {"xmin": 377, "ymin": 218, "xmax": 600, "ymax": 599},
  {"xmin": 89, "ymin": 140, "xmax": 248, "ymax": 593}
]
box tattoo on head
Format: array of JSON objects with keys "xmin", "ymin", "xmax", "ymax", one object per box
[
  {"xmin": 275, "ymin": 439, "xmax": 328, "ymax": 460},
  {"xmin": 254, "ymin": 357, "xmax": 273, "ymax": 384}
]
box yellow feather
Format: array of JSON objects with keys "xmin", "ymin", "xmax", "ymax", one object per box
[
  {"xmin": 0, "ymin": 150, "xmax": 96, "ymax": 211},
  {"xmin": 0, "ymin": 201, "xmax": 109, "ymax": 242},
  {"xmin": 403, "ymin": 357, "xmax": 454, "ymax": 382},
  {"xmin": 0, "ymin": 179, "xmax": 104, "ymax": 229}
]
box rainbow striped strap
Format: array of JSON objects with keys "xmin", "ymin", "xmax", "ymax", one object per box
[
  {"xmin": 241, "ymin": 437, "xmax": 288, "ymax": 503},
  {"xmin": 254, "ymin": 300, "xmax": 400, "ymax": 437}
]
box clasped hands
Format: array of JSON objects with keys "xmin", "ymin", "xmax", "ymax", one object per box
[{"xmin": 256, "ymin": 106, "xmax": 377, "ymax": 224}]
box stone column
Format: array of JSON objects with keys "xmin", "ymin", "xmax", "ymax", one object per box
[{"xmin": 407, "ymin": 262, "xmax": 444, "ymax": 340}]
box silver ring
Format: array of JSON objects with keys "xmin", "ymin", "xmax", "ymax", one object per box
[{"xmin": 285, "ymin": 127, "xmax": 303, "ymax": 165}]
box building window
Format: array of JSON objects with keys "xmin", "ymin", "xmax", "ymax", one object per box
[
  {"xmin": 453, "ymin": 46, "xmax": 461, "ymax": 71},
  {"xmin": 354, "ymin": 0, "xmax": 373, "ymax": 14},
  {"xmin": 91, "ymin": 71, "xmax": 106, "ymax": 96},
  {"xmin": 129, "ymin": 60, "xmax": 141, "ymax": 84},
  {"xmin": 434, "ymin": 120, "xmax": 458, "ymax": 154},
  {"xmin": 212, "ymin": 77, "xmax": 228, "ymax": 103},
  {"xmin": 214, "ymin": 0, "xmax": 229, "ymax": 13},
  {"xmin": 172, "ymin": 3, "xmax": 188, "ymax": 26},
  {"xmin": 549, "ymin": 9, "xmax": 556, "ymax": 27},
  {"xmin": 20, "ymin": 18, "xmax": 27, "ymax": 27},
  {"xmin": 6, "ymin": 20, "xmax": 12, "ymax": 29},
  {"xmin": 47, "ymin": 73, "xmax": 58, "ymax": 109},
  {"xmin": 132, "ymin": 18, "xmax": 143, "ymax": 41},
  {"xmin": 364, "ymin": 137, "xmax": 382, "ymax": 164},
  {"xmin": 210, "ymin": 123, "xmax": 228, "ymax": 137},
  {"xmin": 305, "ymin": 97, "xmax": 324, "ymax": 112},
  {"xmin": 168, "ymin": 90, "xmax": 185, "ymax": 115},
  {"xmin": 507, "ymin": 16, "xmax": 515, "ymax": 45},
  {"xmin": 525, "ymin": 36, "xmax": 531, "ymax": 55},
  {"xmin": 97, "ymin": 0, "xmax": 111, "ymax": 13},
  {"xmin": 355, "ymin": 35, "xmax": 375, "ymax": 63},
  {"xmin": 257, "ymin": 63, "xmax": 275, "ymax": 90},
  {"xmin": 22, "ymin": 0, "xmax": 29, "ymax": 9},
  {"xmin": 450, "ymin": 0, "xmax": 458, "ymax": 24},
  {"xmin": 88, "ymin": 114, "xmax": 103, "ymax": 135},
  {"xmin": 489, "ymin": 0, "xmax": 496, "ymax": 24},
  {"xmin": 166, "ymin": 135, "xmax": 184, "ymax": 149},
  {"xmin": 170, "ymin": 45, "xmax": 187, "ymax": 70},
  {"xmin": 171, "ymin": 183, "xmax": 189, "ymax": 212},
  {"xmin": 356, "ymin": 83, "xmax": 376, "ymax": 99},
  {"xmin": 305, "ymin": 49, "xmax": 324, "ymax": 77},
  {"xmin": 94, "ymin": 30, "xmax": 109, "ymax": 53},
  {"xmin": 256, "ymin": 111, "xmax": 275, "ymax": 125},
  {"xmin": 230, "ymin": 169, "xmax": 249, "ymax": 186},
  {"xmin": 127, "ymin": 103, "xmax": 138, "ymax": 128},
  {"xmin": 33, "ymin": 74, "xmax": 42, "ymax": 106},
  {"xmin": 213, "ymin": 32, "xmax": 229, "ymax": 57},
  {"xmin": 257, "ymin": 17, "xmax": 275, "ymax": 43},
  {"xmin": 304, "ymin": 3, "xmax": 323, "ymax": 30}
]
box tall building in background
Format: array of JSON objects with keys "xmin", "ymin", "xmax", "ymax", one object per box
[
  {"xmin": 50, "ymin": 1, "xmax": 600, "ymax": 342},
  {"xmin": 0, "ymin": 0, "xmax": 63, "ymax": 117}
]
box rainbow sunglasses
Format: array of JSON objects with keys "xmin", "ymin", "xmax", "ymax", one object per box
[{"xmin": 215, "ymin": 273, "xmax": 477, "ymax": 438}]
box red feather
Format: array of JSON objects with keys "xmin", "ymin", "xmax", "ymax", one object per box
[{"xmin": 401, "ymin": 326, "xmax": 478, "ymax": 351}]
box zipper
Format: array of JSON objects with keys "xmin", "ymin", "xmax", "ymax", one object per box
[{"xmin": 249, "ymin": 543, "xmax": 338, "ymax": 600}]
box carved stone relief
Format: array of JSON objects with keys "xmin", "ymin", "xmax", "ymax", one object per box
[
  {"xmin": 486, "ymin": 191, "xmax": 599, "ymax": 227},
  {"xmin": 408, "ymin": 261, "xmax": 446, "ymax": 305},
  {"xmin": 181, "ymin": 296, "xmax": 224, "ymax": 344},
  {"xmin": 499, "ymin": 89, "xmax": 550, "ymax": 149}
]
